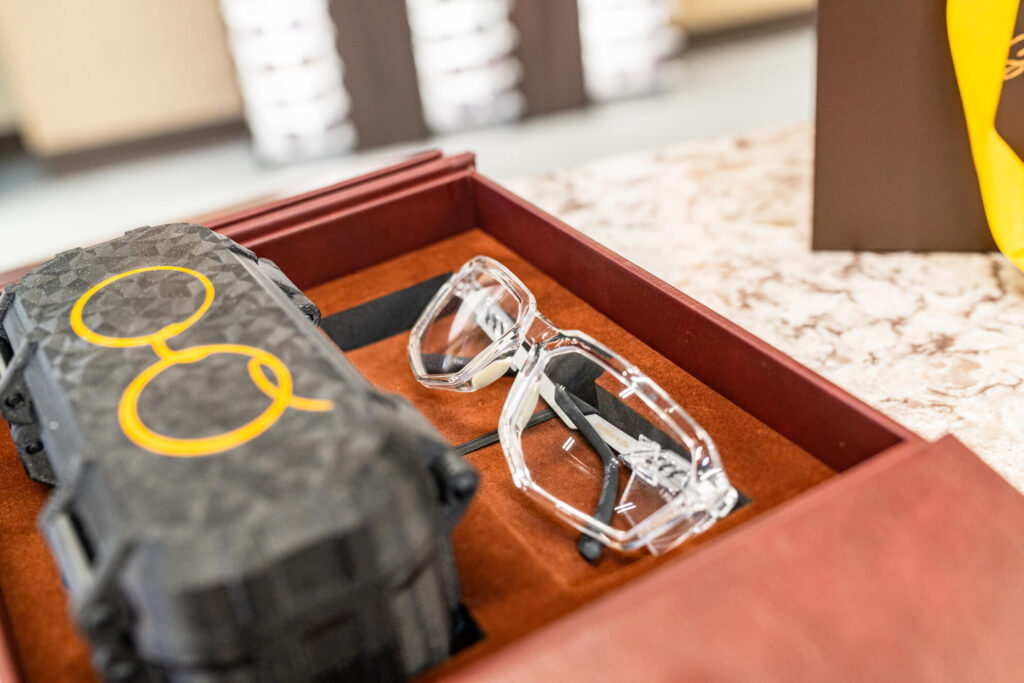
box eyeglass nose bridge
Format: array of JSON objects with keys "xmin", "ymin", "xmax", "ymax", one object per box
[
  {"xmin": 468, "ymin": 307, "xmax": 561, "ymax": 392},
  {"xmin": 522, "ymin": 312, "xmax": 559, "ymax": 347},
  {"xmin": 505, "ymin": 312, "xmax": 559, "ymax": 373},
  {"xmin": 469, "ymin": 321, "xmax": 557, "ymax": 393}
]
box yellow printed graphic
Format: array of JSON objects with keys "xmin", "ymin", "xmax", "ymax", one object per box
[
  {"xmin": 1005, "ymin": 33, "xmax": 1024, "ymax": 79},
  {"xmin": 948, "ymin": 0, "xmax": 1024, "ymax": 270},
  {"xmin": 70, "ymin": 266, "xmax": 333, "ymax": 457}
]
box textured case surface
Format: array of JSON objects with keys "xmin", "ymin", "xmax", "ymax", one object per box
[{"xmin": 0, "ymin": 224, "xmax": 476, "ymax": 681}]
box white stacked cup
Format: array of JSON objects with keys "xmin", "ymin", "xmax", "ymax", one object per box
[
  {"xmin": 406, "ymin": 0, "xmax": 525, "ymax": 134},
  {"xmin": 220, "ymin": 0, "xmax": 356, "ymax": 163},
  {"xmin": 577, "ymin": 0, "xmax": 682, "ymax": 101}
]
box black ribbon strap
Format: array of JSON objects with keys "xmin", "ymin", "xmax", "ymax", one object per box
[{"xmin": 321, "ymin": 272, "xmax": 452, "ymax": 352}]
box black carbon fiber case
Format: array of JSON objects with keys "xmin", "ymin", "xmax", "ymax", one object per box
[{"xmin": 0, "ymin": 224, "xmax": 478, "ymax": 682}]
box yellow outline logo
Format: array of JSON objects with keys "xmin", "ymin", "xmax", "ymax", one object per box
[{"xmin": 69, "ymin": 266, "xmax": 333, "ymax": 457}]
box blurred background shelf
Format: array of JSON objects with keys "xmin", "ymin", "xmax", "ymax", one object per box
[
  {"xmin": 0, "ymin": 0, "xmax": 815, "ymax": 271},
  {"xmin": 0, "ymin": 0, "xmax": 814, "ymax": 160}
]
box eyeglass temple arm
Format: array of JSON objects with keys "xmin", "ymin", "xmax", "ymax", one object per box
[
  {"xmin": 473, "ymin": 302, "xmax": 618, "ymax": 561},
  {"xmin": 553, "ymin": 384, "xmax": 618, "ymax": 564}
]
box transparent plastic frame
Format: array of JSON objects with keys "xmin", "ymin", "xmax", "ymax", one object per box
[{"xmin": 409, "ymin": 256, "xmax": 737, "ymax": 557}]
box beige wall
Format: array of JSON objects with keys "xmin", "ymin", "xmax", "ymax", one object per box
[
  {"xmin": 0, "ymin": 69, "xmax": 15, "ymax": 134},
  {"xmin": 0, "ymin": 0, "xmax": 242, "ymax": 155},
  {"xmin": 675, "ymin": 0, "xmax": 815, "ymax": 33}
]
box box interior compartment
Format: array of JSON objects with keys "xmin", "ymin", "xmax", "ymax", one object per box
[
  {"xmin": 0, "ymin": 155, "xmax": 914, "ymax": 682},
  {"xmin": 306, "ymin": 228, "xmax": 837, "ymax": 676}
]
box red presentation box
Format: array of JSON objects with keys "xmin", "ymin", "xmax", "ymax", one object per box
[{"xmin": 2, "ymin": 151, "xmax": 1023, "ymax": 681}]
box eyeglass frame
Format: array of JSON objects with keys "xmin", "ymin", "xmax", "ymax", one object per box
[{"xmin": 408, "ymin": 255, "xmax": 737, "ymax": 558}]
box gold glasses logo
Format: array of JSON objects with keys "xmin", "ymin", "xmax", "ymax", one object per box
[
  {"xmin": 69, "ymin": 266, "xmax": 333, "ymax": 457},
  {"xmin": 1006, "ymin": 33, "xmax": 1024, "ymax": 80}
]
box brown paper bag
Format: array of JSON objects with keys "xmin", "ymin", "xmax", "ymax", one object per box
[{"xmin": 813, "ymin": 0, "xmax": 998, "ymax": 252}]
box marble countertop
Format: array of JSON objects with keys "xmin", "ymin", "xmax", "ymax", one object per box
[{"xmin": 507, "ymin": 123, "xmax": 1024, "ymax": 489}]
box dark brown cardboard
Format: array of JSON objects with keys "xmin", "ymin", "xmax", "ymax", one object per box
[{"xmin": 813, "ymin": 0, "xmax": 997, "ymax": 252}]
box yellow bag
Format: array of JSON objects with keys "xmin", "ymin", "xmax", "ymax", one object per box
[{"xmin": 948, "ymin": 0, "xmax": 1024, "ymax": 268}]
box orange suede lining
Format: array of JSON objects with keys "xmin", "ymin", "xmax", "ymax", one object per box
[
  {"xmin": 0, "ymin": 229, "xmax": 833, "ymax": 681},
  {"xmin": 0, "ymin": 439, "xmax": 94, "ymax": 682}
]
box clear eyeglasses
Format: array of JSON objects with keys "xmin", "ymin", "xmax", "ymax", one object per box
[{"xmin": 408, "ymin": 256, "xmax": 738, "ymax": 561}]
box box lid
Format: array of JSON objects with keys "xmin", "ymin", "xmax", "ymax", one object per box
[{"xmin": 449, "ymin": 435, "xmax": 1024, "ymax": 681}]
